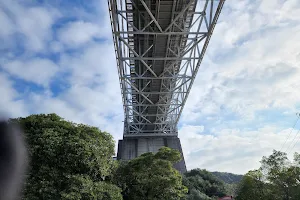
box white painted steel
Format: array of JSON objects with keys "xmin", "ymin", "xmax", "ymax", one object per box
[{"xmin": 108, "ymin": 0, "xmax": 225, "ymax": 137}]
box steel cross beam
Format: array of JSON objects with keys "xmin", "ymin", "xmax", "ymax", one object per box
[{"xmin": 108, "ymin": 0, "xmax": 225, "ymax": 137}]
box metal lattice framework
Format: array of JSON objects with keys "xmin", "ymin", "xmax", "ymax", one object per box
[{"xmin": 108, "ymin": 0, "xmax": 225, "ymax": 137}]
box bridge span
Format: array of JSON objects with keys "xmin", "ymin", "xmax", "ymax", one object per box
[{"xmin": 108, "ymin": 0, "xmax": 225, "ymax": 172}]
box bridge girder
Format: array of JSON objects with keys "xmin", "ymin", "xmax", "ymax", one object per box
[{"xmin": 108, "ymin": 0, "xmax": 225, "ymax": 137}]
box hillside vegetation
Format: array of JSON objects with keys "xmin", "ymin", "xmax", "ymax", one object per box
[{"xmin": 212, "ymin": 172, "xmax": 243, "ymax": 184}]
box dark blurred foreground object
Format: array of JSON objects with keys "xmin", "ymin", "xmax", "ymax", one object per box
[{"xmin": 0, "ymin": 120, "xmax": 27, "ymax": 200}]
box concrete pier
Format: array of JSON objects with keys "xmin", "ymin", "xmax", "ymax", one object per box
[{"xmin": 117, "ymin": 136, "xmax": 187, "ymax": 173}]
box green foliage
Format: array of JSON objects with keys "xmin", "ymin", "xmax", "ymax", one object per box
[
  {"xmin": 183, "ymin": 169, "xmax": 227, "ymax": 200},
  {"xmin": 224, "ymin": 183, "xmax": 238, "ymax": 197},
  {"xmin": 211, "ymin": 172, "xmax": 242, "ymax": 197},
  {"xmin": 154, "ymin": 145, "xmax": 182, "ymax": 162},
  {"xmin": 16, "ymin": 114, "xmax": 122, "ymax": 200},
  {"xmin": 236, "ymin": 150, "xmax": 300, "ymax": 200},
  {"xmin": 184, "ymin": 188, "xmax": 211, "ymax": 200},
  {"xmin": 236, "ymin": 170, "xmax": 272, "ymax": 200},
  {"xmin": 114, "ymin": 147, "xmax": 188, "ymax": 200},
  {"xmin": 60, "ymin": 175, "xmax": 122, "ymax": 200}
]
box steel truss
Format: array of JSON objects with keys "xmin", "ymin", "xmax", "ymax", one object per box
[{"xmin": 108, "ymin": 0, "xmax": 225, "ymax": 137}]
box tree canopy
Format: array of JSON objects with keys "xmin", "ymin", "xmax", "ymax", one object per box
[
  {"xmin": 183, "ymin": 169, "xmax": 227, "ymax": 200},
  {"xmin": 114, "ymin": 147, "xmax": 188, "ymax": 200},
  {"xmin": 236, "ymin": 150, "xmax": 300, "ymax": 200},
  {"xmin": 16, "ymin": 114, "xmax": 122, "ymax": 200}
]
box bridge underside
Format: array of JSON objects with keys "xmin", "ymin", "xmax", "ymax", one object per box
[{"xmin": 108, "ymin": 0, "xmax": 224, "ymax": 173}]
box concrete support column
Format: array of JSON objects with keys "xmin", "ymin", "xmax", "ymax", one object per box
[{"xmin": 117, "ymin": 136, "xmax": 187, "ymax": 173}]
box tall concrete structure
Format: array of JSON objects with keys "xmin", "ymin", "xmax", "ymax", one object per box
[{"xmin": 108, "ymin": 0, "xmax": 225, "ymax": 173}]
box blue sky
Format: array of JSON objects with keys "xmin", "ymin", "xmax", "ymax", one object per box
[{"xmin": 1, "ymin": 0, "xmax": 300, "ymax": 174}]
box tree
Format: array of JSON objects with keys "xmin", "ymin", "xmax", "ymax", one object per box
[
  {"xmin": 260, "ymin": 150, "xmax": 300, "ymax": 200},
  {"xmin": 224, "ymin": 183, "xmax": 239, "ymax": 198},
  {"xmin": 236, "ymin": 170, "xmax": 272, "ymax": 200},
  {"xmin": 183, "ymin": 169, "xmax": 227, "ymax": 200},
  {"xmin": 184, "ymin": 188, "xmax": 211, "ymax": 200},
  {"xmin": 236, "ymin": 150, "xmax": 300, "ymax": 200},
  {"xmin": 14, "ymin": 114, "xmax": 122, "ymax": 200},
  {"xmin": 114, "ymin": 147, "xmax": 188, "ymax": 200}
]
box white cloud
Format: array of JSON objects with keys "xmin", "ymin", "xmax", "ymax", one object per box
[
  {"xmin": 2, "ymin": 58, "xmax": 59, "ymax": 87},
  {"xmin": 178, "ymin": 0, "xmax": 300, "ymax": 173},
  {"xmin": 58, "ymin": 42, "xmax": 120, "ymax": 98},
  {"xmin": 0, "ymin": 73, "xmax": 28, "ymax": 117},
  {"xmin": 57, "ymin": 41, "xmax": 123, "ymax": 137},
  {"xmin": 58, "ymin": 21, "xmax": 104, "ymax": 47},
  {"xmin": 17, "ymin": 7, "xmax": 59, "ymax": 51},
  {"xmin": 0, "ymin": 0, "xmax": 123, "ymax": 145},
  {"xmin": 61, "ymin": 85, "xmax": 122, "ymax": 115},
  {"xmin": 0, "ymin": 0, "xmax": 60, "ymax": 52},
  {"xmin": 182, "ymin": 0, "xmax": 300, "ymax": 123},
  {"xmin": 179, "ymin": 124, "xmax": 300, "ymax": 174},
  {"xmin": 0, "ymin": 10, "xmax": 15, "ymax": 37},
  {"xmin": 19, "ymin": 40, "xmax": 124, "ymax": 145},
  {"xmin": 49, "ymin": 41, "xmax": 64, "ymax": 53}
]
